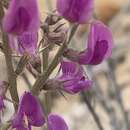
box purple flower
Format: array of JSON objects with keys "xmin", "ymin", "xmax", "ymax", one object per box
[
  {"xmin": 79, "ymin": 21, "xmax": 113, "ymax": 65},
  {"xmin": 9, "ymin": 32, "xmax": 38, "ymax": 55},
  {"xmin": 64, "ymin": 21, "xmax": 113, "ymax": 65},
  {"xmin": 57, "ymin": 0, "xmax": 94, "ymax": 24},
  {"xmin": 12, "ymin": 92, "xmax": 45, "ymax": 130},
  {"xmin": 0, "ymin": 96, "xmax": 5, "ymax": 111},
  {"xmin": 3, "ymin": 0, "xmax": 40, "ymax": 34},
  {"xmin": 58, "ymin": 61, "xmax": 92, "ymax": 94},
  {"xmin": 48, "ymin": 114, "xmax": 68, "ymax": 130},
  {"xmin": 12, "ymin": 112, "xmax": 30, "ymax": 130},
  {"xmin": 0, "ymin": 96, "xmax": 5, "ymax": 124}
]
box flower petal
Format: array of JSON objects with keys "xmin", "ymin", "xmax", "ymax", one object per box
[
  {"xmin": 18, "ymin": 92, "xmax": 45, "ymax": 127},
  {"xmin": 60, "ymin": 61, "xmax": 83, "ymax": 78},
  {"xmin": 0, "ymin": 96, "xmax": 5, "ymax": 111},
  {"xmin": 18, "ymin": 32, "xmax": 38, "ymax": 55},
  {"xmin": 79, "ymin": 21, "xmax": 113, "ymax": 65},
  {"xmin": 48, "ymin": 114, "xmax": 68, "ymax": 130},
  {"xmin": 3, "ymin": 0, "xmax": 40, "ymax": 34},
  {"xmin": 12, "ymin": 112, "xmax": 24, "ymax": 128},
  {"xmin": 57, "ymin": 0, "xmax": 93, "ymax": 24},
  {"xmin": 8, "ymin": 32, "xmax": 38, "ymax": 55},
  {"xmin": 58, "ymin": 61, "xmax": 92, "ymax": 94},
  {"xmin": 64, "ymin": 79, "xmax": 92, "ymax": 94}
]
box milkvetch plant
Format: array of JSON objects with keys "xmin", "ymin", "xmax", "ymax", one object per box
[{"xmin": 0, "ymin": 0, "xmax": 113, "ymax": 130}]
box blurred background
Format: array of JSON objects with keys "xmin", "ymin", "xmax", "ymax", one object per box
[{"xmin": 1, "ymin": 0, "xmax": 130, "ymax": 130}]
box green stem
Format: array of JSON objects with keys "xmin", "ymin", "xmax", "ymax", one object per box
[
  {"xmin": 31, "ymin": 24, "xmax": 78, "ymax": 95},
  {"xmin": 2, "ymin": 32, "xmax": 19, "ymax": 111},
  {"xmin": 42, "ymin": 48, "xmax": 52, "ymax": 114},
  {"xmin": 46, "ymin": 0, "xmax": 53, "ymax": 11},
  {"xmin": 0, "ymin": 2, "xmax": 19, "ymax": 111},
  {"xmin": 15, "ymin": 54, "xmax": 30, "ymax": 75},
  {"xmin": 42, "ymin": 41, "xmax": 52, "ymax": 112},
  {"xmin": 1, "ymin": 123, "xmax": 11, "ymax": 130},
  {"xmin": 41, "ymin": 39, "xmax": 52, "ymax": 130},
  {"xmin": 31, "ymin": 40, "xmax": 65, "ymax": 95}
]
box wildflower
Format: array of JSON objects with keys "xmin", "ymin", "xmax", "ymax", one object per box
[
  {"xmin": 48, "ymin": 114, "xmax": 68, "ymax": 130},
  {"xmin": 64, "ymin": 21, "xmax": 113, "ymax": 65},
  {"xmin": 57, "ymin": 61, "xmax": 92, "ymax": 94},
  {"xmin": 79, "ymin": 21, "xmax": 113, "ymax": 65},
  {"xmin": 12, "ymin": 92, "xmax": 45, "ymax": 130},
  {"xmin": 9, "ymin": 32, "xmax": 38, "ymax": 55},
  {"xmin": 3, "ymin": 0, "xmax": 40, "ymax": 34},
  {"xmin": 57, "ymin": 0, "xmax": 94, "ymax": 24}
]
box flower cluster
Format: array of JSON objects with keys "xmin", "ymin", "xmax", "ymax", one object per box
[
  {"xmin": 1, "ymin": 0, "xmax": 114, "ymax": 129},
  {"xmin": 12, "ymin": 92, "xmax": 68, "ymax": 130}
]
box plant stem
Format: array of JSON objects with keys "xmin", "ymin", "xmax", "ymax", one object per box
[
  {"xmin": 31, "ymin": 24, "xmax": 78, "ymax": 95},
  {"xmin": 0, "ymin": 3, "xmax": 19, "ymax": 111},
  {"xmin": 82, "ymin": 92, "xmax": 104, "ymax": 130},
  {"xmin": 40, "ymin": 37, "xmax": 51, "ymax": 130},
  {"xmin": 42, "ymin": 39, "xmax": 52, "ymax": 111},
  {"xmin": 46, "ymin": 0, "xmax": 53, "ymax": 11},
  {"xmin": 15, "ymin": 54, "xmax": 30, "ymax": 75},
  {"xmin": 1, "ymin": 123, "xmax": 11, "ymax": 130},
  {"xmin": 108, "ymin": 60, "xmax": 130, "ymax": 130},
  {"xmin": 2, "ymin": 32, "xmax": 19, "ymax": 111}
]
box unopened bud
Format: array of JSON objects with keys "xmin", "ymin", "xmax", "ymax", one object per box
[
  {"xmin": 63, "ymin": 48, "xmax": 80, "ymax": 62},
  {"xmin": 42, "ymin": 79, "xmax": 63, "ymax": 91},
  {"xmin": 45, "ymin": 14, "xmax": 62, "ymax": 26},
  {"xmin": 29, "ymin": 56, "xmax": 41, "ymax": 73},
  {"xmin": 48, "ymin": 31, "xmax": 66, "ymax": 45}
]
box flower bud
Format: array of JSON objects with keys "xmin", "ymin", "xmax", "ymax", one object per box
[
  {"xmin": 47, "ymin": 31, "xmax": 66, "ymax": 46},
  {"xmin": 63, "ymin": 48, "xmax": 80, "ymax": 62},
  {"xmin": 42, "ymin": 79, "xmax": 63, "ymax": 91}
]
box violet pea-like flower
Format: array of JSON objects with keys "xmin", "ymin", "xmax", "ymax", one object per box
[
  {"xmin": 57, "ymin": 0, "xmax": 94, "ymax": 24},
  {"xmin": 79, "ymin": 21, "xmax": 113, "ymax": 65},
  {"xmin": 58, "ymin": 61, "xmax": 92, "ymax": 94},
  {"xmin": 64, "ymin": 21, "xmax": 113, "ymax": 65},
  {"xmin": 48, "ymin": 114, "xmax": 68, "ymax": 130},
  {"xmin": 3, "ymin": 0, "xmax": 40, "ymax": 34},
  {"xmin": 9, "ymin": 32, "xmax": 38, "ymax": 55},
  {"xmin": 12, "ymin": 92, "xmax": 45, "ymax": 130}
]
